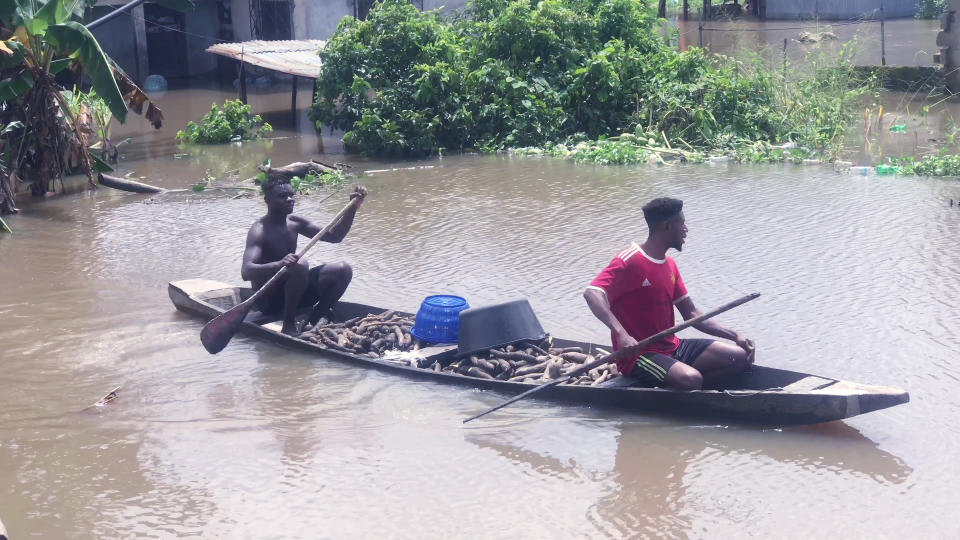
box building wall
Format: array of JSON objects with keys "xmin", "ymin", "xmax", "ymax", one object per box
[
  {"xmin": 294, "ymin": 0, "xmax": 355, "ymax": 40},
  {"xmin": 91, "ymin": 0, "xmax": 220, "ymax": 82},
  {"xmin": 231, "ymin": 0, "xmax": 254, "ymax": 41},
  {"xmin": 765, "ymin": 0, "xmax": 915, "ymax": 20},
  {"xmin": 185, "ymin": 5, "xmax": 220, "ymax": 76},
  {"xmin": 292, "ymin": 0, "xmax": 471, "ymax": 41},
  {"xmin": 89, "ymin": 5, "xmax": 139, "ymax": 79},
  {"xmin": 92, "ymin": 0, "xmax": 473, "ymax": 82}
]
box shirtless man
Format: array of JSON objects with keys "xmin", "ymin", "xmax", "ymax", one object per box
[
  {"xmin": 241, "ymin": 177, "xmax": 367, "ymax": 334},
  {"xmin": 583, "ymin": 197, "xmax": 755, "ymax": 390}
]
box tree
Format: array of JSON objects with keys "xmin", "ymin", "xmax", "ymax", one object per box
[{"xmin": 0, "ymin": 0, "xmax": 193, "ymax": 215}]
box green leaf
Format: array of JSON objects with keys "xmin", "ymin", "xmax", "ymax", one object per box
[
  {"xmin": 46, "ymin": 21, "xmax": 126, "ymax": 123},
  {"xmin": 0, "ymin": 39, "xmax": 26, "ymax": 69},
  {"xmin": 90, "ymin": 153, "xmax": 114, "ymax": 173},
  {"xmin": 0, "ymin": 0, "xmax": 19, "ymax": 23},
  {"xmin": 0, "ymin": 71, "xmax": 34, "ymax": 101},
  {"xmin": 1, "ymin": 121, "xmax": 24, "ymax": 135},
  {"xmin": 49, "ymin": 57, "xmax": 72, "ymax": 74},
  {"xmin": 35, "ymin": 0, "xmax": 71, "ymax": 26}
]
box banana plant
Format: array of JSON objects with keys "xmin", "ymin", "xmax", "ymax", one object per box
[{"xmin": 0, "ymin": 0, "xmax": 192, "ymax": 210}]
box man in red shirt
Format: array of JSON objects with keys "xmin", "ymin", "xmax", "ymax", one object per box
[{"xmin": 583, "ymin": 197, "xmax": 755, "ymax": 390}]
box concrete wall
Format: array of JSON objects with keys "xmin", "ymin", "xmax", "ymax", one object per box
[
  {"xmin": 294, "ymin": 0, "xmax": 355, "ymax": 40},
  {"xmin": 94, "ymin": 0, "xmax": 473, "ymax": 82},
  {"xmin": 231, "ymin": 0, "xmax": 254, "ymax": 41},
  {"xmin": 89, "ymin": 5, "xmax": 139, "ymax": 79},
  {"xmin": 185, "ymin": 5, "xmax": 220, "ymax": 76},
  {"xmin": 292, "ymin": 0, "xmax": 470, "ymax": 41},
  {"xmin": 765, "ymin": 0, "xmax": 915, "ymax": 20},
  {"xmin": 91, "ymin": 0, "xmax": 219, "ymax": 81}
]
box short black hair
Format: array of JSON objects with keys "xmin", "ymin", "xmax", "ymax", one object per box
[
  {"xmin": 261, "ymin": 176, "xmax": 291, "ymax": 195},
  {"xmin": 642, "ymin": 197, "xmax": 683, "ymax": 229}
]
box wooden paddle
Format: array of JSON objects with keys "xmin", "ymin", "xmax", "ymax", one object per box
[
  {"xmin": 200, "ymin": 197, "xmax": 359, "ymax": 354},
  {"xmin": 462, "ymin": 292, "xmax": 760, "ymax": 423}
]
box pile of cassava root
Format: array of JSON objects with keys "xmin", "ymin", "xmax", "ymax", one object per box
[
  {"xmin": 440, "ymin": 339, "xmax": 619, "ymax": 386},
  {"xmin": 298, "ymin": 313, "xmax": 619, "ymax": 386},
  {"xmin": 298, "ymin": 310, "xmax": 415, "ymax": 357}
]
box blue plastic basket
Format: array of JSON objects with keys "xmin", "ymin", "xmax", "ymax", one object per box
[{"xmin": 410, "ymin": 295, "xmax": 470, "ymax": 344}]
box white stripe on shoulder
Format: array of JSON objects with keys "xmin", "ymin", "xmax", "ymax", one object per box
[
  {"xmin": 620, "ymin": 245, "xmax": 640, "ymax": 261},
  {"xmin": 585, "ymin": 285, "xmax": 608, "ymax": 297},
  {"xmin": 672, "ymin": 294, "xmax": 689, "ymax": 305}
]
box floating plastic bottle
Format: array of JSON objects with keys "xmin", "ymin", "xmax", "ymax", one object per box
[
  {"xmin": 851, "ymin": 166, "xmax": 871, "ymax": 175},
  {"xmin": 889, "ymin": 124, "xmax": 907, "ymax": 133},
  {"xmin": 875, "ymin": 164, "xmax": 901, "ymax": 175}
]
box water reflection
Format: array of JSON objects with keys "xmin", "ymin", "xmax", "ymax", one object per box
[{"xmin": 467, "ymin": 420, "xmax": 910, "ymax": 536}]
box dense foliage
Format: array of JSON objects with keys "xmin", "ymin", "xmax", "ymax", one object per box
[
  {"xmin": 915, "ymin": 0, "xmax": 949, "ymax": 19},
  {"xmin": 890, "ymin": 153, "xmax": 960, "ymax": 176},
  {"xmin": 311, "ymin": 0, "xmax": 871, "ymax": 159},
  {"xmin": 176, "ymin": 100, "xmax": 272, "ymax": 144}
]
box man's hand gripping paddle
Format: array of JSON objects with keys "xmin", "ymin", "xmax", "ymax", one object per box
[
  {"xmin": 199, "ymin": 196, "xmax": 359, "ymax": 354},
  {"xmin": 463, "ymin": 293, "xmax": 760, "ymax": 423}
]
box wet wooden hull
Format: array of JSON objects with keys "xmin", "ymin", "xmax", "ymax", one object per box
[{"xmin": 168, "ymin": 279, "xmax": 909, "ymax": 425}]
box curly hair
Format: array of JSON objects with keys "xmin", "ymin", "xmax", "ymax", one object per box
[
  {"xmin": 261, "ymin": 175, "xmax": 291, "ymax": 196},
  {"xmin": 642, "ymin": 197, "xmax": 683, "ymax": 229}
]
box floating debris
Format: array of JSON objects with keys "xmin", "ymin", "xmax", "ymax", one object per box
[
  {"xmin": 797, "ymin": 31, "xmax": 838, "ymax": 43},
  {"xmin": 82, "ymin": 385, "xmax": 121, "ymax": 412}
]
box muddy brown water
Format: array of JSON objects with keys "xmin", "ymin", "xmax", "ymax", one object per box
[{"xmin": 1, "ymin": 84, "xmax": 960, "ymax": 538}]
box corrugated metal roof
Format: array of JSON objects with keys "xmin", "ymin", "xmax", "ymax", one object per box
[{"xmin": 206, "ymin": 40, "xmax": 326, "ymax": 78}]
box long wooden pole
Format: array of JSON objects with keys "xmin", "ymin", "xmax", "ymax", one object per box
[{"xmin": 463, "ymin": 293, "xmax": 760, "ymax": 423}]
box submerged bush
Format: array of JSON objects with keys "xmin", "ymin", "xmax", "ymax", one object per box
[
  {"xmin": 177, "ymin": 100, "xmax": 272, "ymax": 144},
  {"xmin": 890, "ymin": 153, "xmax": 960, "ymax": 177},
  {"xmin": 311, "ymin": 0, "xmax": 873, "ymax": 159}
]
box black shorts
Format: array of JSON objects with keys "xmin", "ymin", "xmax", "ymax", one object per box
[
  {"xmin": 628, "ymin": 338, "xmax": 715, "ymax": 388},
  {"xmin": 255, "ymin": 264, "xmax": 326, "ymax": 315}
]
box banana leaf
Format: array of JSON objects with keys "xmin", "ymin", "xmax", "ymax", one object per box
[
  {"xmin": 46, "ymin": 20, "xmax": 126, "ymax": 122},
  {"xmin": 110, "ymin": 59, "xmax": 163, "ymax": 127},
  {"xmin": 0, "ymin": 69, "xmax": 32, "ymax": 101}
]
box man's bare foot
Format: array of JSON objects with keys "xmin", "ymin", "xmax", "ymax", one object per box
[
  {"xmin": 308, "ymin": 307, "xmax": 334, "ymax": 327},
  {"xmin": 281, "ymin": 322, "xmax": 299, "ymax": 335}
]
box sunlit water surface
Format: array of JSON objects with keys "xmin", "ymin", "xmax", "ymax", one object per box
[{"xmin": 1, "ymin": 84, "xmax": 959, "ymax": 538}]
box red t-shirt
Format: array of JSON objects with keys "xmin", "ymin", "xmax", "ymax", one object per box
[{"xmin": 588, "ymin": 243, "xmax": 688, "ymax": 376}]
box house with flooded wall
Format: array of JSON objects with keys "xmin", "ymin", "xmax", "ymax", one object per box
[{"xmin": 89, "ymin": 0, "xmax": 468, "ymax": 84}]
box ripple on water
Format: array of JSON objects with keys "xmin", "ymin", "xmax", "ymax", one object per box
[{"xmin": 1, "ymin": 149, "xmax": 959, "ymax": 537}]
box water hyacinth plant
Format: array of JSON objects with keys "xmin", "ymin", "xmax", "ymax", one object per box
[{"xmin": 177, "ymin": 99, "xmax": 273, "ymax": 144}]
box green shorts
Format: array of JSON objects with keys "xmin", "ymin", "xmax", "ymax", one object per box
[{"xmin": 630, "ymin": 338, "xmax": 714, "ymax": 387}]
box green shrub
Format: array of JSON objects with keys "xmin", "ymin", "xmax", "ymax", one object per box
[
  {"xmin": 916, "ymin": 0, "xmax": 949, "ymax": 19},
  {"xmin": 890, "ymin": 153, "xmax": 960, "ymax": 176},
  {"xmin": 310, "ymin": 0, "xmax": 873, "ymax": 159},
  {"xmin": 177, "ymin": 100, "xmax": 272, "ymax": 144}
]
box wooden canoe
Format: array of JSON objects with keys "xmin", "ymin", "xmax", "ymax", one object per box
[{"xmin": 169, "ymin": 279, "xmax": 909, "ymax": 425}]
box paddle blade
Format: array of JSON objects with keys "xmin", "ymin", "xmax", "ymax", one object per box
[{"xmin": 200, "ymin": 303, "xmax": 250, "ymax": 354}]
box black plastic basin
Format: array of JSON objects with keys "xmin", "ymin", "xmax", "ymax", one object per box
[{"xmin": 457, "ymin": 299, "xmax": 547, "ymax": 356}]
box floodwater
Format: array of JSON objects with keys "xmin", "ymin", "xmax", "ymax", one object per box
[
  {"xmin": 670, "ymin": 15, "xmax": 941, "ymax": 67},
  {"xmin": 2, "ymin": 83, "xmax": 960, "ymax": 538}
]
